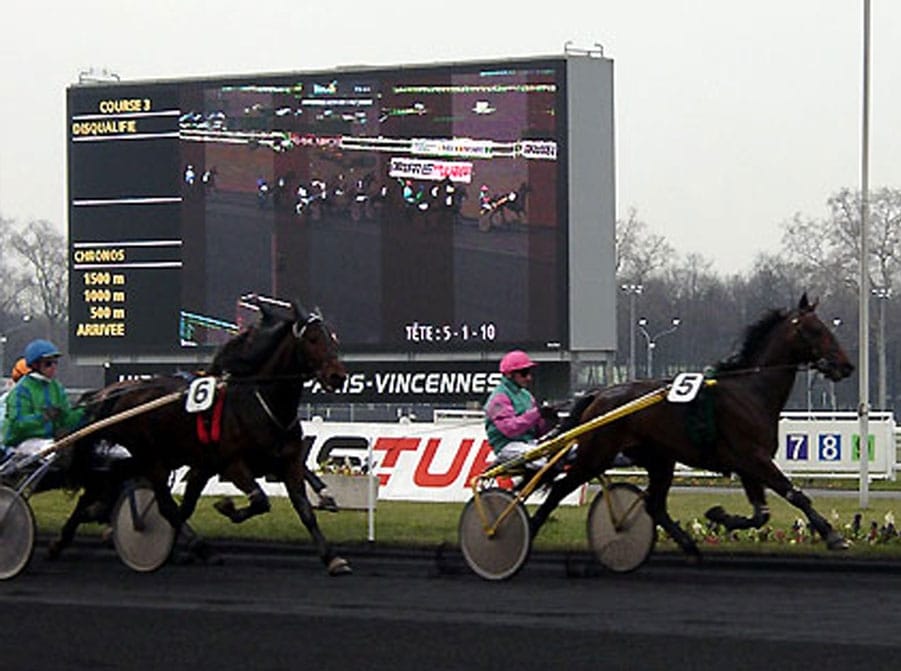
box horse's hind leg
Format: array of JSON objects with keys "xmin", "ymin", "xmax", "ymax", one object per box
[
  {"xmin": 49, "ymin": 461, "xmax": 126, "ymax": 559},
  {"xmin": 284, "ymin": 461, "xmax": 351, "ymax": 576},
  {"xmin": 644, "ymin": 458, "xmax": 700, "ymax": 562},
  {"xmin": 212, "ymin": 462, "xmax": 271, "ymax": 523},
  {"xmin": 48, "ymin": 489, "xmax": 99, "ymax": 560},
  {"xmin": 530, "ymin": 470, "xmax": 586, "ymax": 538},
  {"xmin": 705, "ymin": 475, "xmax": 771, "ymax": 531},
  {"xmin": 176, "ymin": 468, "xmax": 218, "ymax": 562}
]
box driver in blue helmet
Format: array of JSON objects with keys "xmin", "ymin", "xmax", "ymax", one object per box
[{"xmin": 2, "ymin": 339, "xmax": 85, "ymax": 457}]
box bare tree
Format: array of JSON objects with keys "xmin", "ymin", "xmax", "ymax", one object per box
[
  {"xmin": 6, "ymin": 219, "xmax": 68, "ymax": 328},
  {"xmin": 0, "ymin": 215, "xmax": 32, "ymax": 317},
  {"xmin": 615, "ymin": 207, "xmax": 674, "ymax": 282},
  {"xmin": 781, "ymin": 187, "xmax": 901, "ymax": 294}
]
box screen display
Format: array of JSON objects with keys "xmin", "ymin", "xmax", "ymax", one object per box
[{"xmin": 68, "ymin": 60, "xmax": 568, "ymax": 358}]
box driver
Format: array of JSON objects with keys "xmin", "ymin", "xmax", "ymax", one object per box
[
  {"xmin": 483, "ymin": 350, "xmax": 557, "ymax": 467},
  {"xmin": 2, "ymin": 339, "xmax": 85, "ymax": 457},
  {"xmin": 0, "ymin": 358, "xmax": 31, "ymax": 458}
]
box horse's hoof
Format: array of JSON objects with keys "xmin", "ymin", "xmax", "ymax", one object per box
[
  {"xmin": 317, "ymin": 495, "xmax": 339, "ymax": 513},
  {"xmin": 705, "ymin": 506, "xmax": 727, "ymax": 524},
  {"xmin": 682, "ymin": 545, "xmax": 703, "ymax": 566},
  {"xmin": 47, "ymin": 541, "xmax": 62, "ymax": 561},
  {"xmin": 826, "ymin": 533, "xmax": 850, "ymax": 550},
  {"xmin": 189, "ymin": 540, "xmax": 224, "ymax": 565},
  {"xmin": 327, "ymin": 556, "xmax": 352, "ymax": 576},
  {"xmin": 214, "ymin": 498, "xmax": 237, "ymax": 519}
]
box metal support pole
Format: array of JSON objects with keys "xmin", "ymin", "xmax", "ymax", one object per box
[{"xmin": 858, "ymin": 0, "xmax": 871, "ymax": 508}]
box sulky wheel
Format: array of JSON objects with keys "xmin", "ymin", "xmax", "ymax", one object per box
[
  {"xmin": 0, "ymin": 485, "xmax": 36, "ymax": 580},
  {"xmin": 112, "ymin": 483, "xmax": 176, "ymax": 573},
  {"xmin": 587, "ymin": 482, "xmax": 656, "ymax": 573},
  {"xmin": 459, "ymin": 487, "xmax": 531, "ymax": 581}
]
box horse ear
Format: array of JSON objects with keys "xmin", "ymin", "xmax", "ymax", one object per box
[
  {"xmin": 258, "ymin": 301, "xmax": 280, "ymax": 326},
  {"xmin": 290, "ymin": 299, "xmax": 311, "ymax": 323}
]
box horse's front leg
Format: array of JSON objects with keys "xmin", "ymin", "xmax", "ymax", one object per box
[
  {"xmin": 212, "ymin": 461, "xmax": 270, "ymax": 523},
  {"xmin": 705, "ymin": 474, "xmax": 771, "ymax": 531},
  {"xmin": 178, "ymin": 467, "xmax": 212, "ymax": 520},
  {"xmin": 283, "ymin": 458, "xmax": 351, "ymax": 576},
  {"xmin": 739, "ymin": 454, "xmax": 848, "ymax": 550},
  {"xmin": 783, "ymin": 486, "xmax": 849, "ymax": 549}
]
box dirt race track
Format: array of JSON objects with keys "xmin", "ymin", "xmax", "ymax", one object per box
[{"xmin": 1, "ymin": 538, "xmax": 899, "ymax": 671}]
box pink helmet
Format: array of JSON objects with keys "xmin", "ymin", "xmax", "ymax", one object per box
[{"xmin": 499, "ymin": 350, "xmax": 536, "ymax": 375}]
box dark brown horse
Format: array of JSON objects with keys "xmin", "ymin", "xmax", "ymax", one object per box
[
  {"xmin": 51, "ymin": 297, "xmax": 351, "ymax": 574},
  {"xmin": 532, "ymin": 294, "xmax": 855, "ymax": 559}
]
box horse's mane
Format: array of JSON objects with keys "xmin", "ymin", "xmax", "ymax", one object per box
[
  {"xmin": 209, "ymin": 313, "xmax": 292, "ymax": 377},
  {"xmin": 714, "ymin": 308, "xmax": 788, "ymax": 372}
]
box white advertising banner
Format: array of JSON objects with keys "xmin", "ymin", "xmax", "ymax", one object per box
[{"xmin": 184, "ymin": 416, "xmax": 585, "ymax": 506}]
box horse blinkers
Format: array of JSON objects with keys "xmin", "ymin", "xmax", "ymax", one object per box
[
  {"xmin": 293, "ymin": 315, "xmax": 347, "ymax": 391},
  {"xmin": 791, "ymin": 311, "xmax": 854, "ymax": 382}
]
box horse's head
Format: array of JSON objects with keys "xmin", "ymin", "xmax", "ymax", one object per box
[
  {"xmin": 790, "ymin": 293, "xmax": 854, "ymax": 382},
  {"xmin": 292, "ymin": 305, "xmax": 347, "ymax": 392}
]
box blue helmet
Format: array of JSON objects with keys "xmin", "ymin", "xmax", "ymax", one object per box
[{"xmin": 24, "ymin": 339, "xmax": 61, "ymax": 367}]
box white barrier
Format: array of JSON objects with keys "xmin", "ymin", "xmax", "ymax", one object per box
[
  {"xmin": 174, "ymin": 410, "xmax": 898, "ymax": 509},
  {"xmin": 778, "ymin": 411, "xmax": 897, "ymax": 480},
  {"xmin": 184, "ymin": 414, "xmax": 585, "ymax": 506}
]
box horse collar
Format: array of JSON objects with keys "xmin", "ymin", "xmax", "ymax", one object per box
[{"xmin": 253, "ymin": 389, "xmax": 299, "ymax": 434}]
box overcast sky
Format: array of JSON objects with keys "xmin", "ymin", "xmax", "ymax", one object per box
[{"xmin": 1, "ymin": 1, "xmax": 898, "ymax": 274}]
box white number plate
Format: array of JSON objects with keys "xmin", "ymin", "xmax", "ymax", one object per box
[
  {"xmin": 666, "ymin": 372, "xmax": 705, "ymax": 403},
  {"xmin": 185, "ymin": 377, "xmax": 217, "ymax": 413}
]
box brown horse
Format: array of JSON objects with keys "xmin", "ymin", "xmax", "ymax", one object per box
[
  {"xmin": 531, "ymin": 294, "xmax": 855, "ymax": 559},
  {"xmin": 51, "ymin": 297, "xmax": 351, "ymax": 574}
]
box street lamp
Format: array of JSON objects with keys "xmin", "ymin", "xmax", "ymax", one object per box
[
  {"xmin": 0, "ymin": 315, "xmax": 33, "ymax": 374},
  {"xmin": 871, "ymin": 287, "xmax": 891, "ymax": 410},
  {"xmin": 830, "ymin": 317, "xmax": 842, "ymax": 412},
  {"xmin": 621, "ymin": 283, "xmax": 643, "ymax": 379},
  {"xmin": 636, "ymin": 317, "xmax": 681, "ymax": 378}
]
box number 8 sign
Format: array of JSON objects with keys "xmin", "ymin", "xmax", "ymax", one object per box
[{"xmin": 818, "ymin": 433, "xmax": 842, "ymax": 462}]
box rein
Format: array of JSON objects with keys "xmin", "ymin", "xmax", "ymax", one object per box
[
  {"xmin": 253, "ymin": 389, "xmax": 300, "ymax": 434},
  {"xmin": 706, "ymin": 362, "xmax": 813, "ymax": 380}
]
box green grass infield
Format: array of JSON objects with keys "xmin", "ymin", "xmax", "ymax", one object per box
[{"xmin": 25, "ymin": 483, "xmax": 901, "ymax": 560}]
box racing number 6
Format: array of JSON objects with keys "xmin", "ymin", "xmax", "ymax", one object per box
[{"xmin": 185, "ymin": 377, "xmax": 216, "ymax": 413}]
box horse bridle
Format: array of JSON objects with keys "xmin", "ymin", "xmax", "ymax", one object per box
[
  {"xmin": 250, "ymin": 314, "xmax": 338, "ymax": 436},
  {"xmin": 790, "ymin": 312, "xmax": 840, "ymax": 373},
  {"xmin": 292, "ymin": 313, "xmax": 341, "ymax": 389}
]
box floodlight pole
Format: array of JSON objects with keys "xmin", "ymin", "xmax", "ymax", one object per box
[
  {"xmin": 636, "ymin": 317, "xmax": 681, "ymax": 378},
  {"xmin": 621, "ymin": 284, "xmax": 643, "ymax": 379},
  {"xmin": 858, "ymin": 0, "xmax": 871, "ymax": 508}
]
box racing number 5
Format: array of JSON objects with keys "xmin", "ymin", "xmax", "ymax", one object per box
[{"xmin": 666, "ymin": 372, "xmax": 704, "ymax": 404}]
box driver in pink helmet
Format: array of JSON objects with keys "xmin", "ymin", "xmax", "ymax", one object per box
[{"xmin": 483, "ymin": 350, "xmax": 558, "ymax": 466}]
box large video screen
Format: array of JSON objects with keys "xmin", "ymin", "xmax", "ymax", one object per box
[{"xmin": 68, "ymin": 59, "xmax": 568, "ymax": 358}]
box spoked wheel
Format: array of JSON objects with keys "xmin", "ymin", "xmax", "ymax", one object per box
[
  {"xmin": 0, "ymin": 485, "xmax": 36, "ymax": 580},
  {"xmin": 112, "ymin": 483, "xmax": 176, "ymax": 573},
  {"xmin": 459, "ymin": 487, "xmax": 531, "ymax": 581},
  {"xmin": 587, "ymin": 482, "xmax": 656, "ymax": 573}
]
